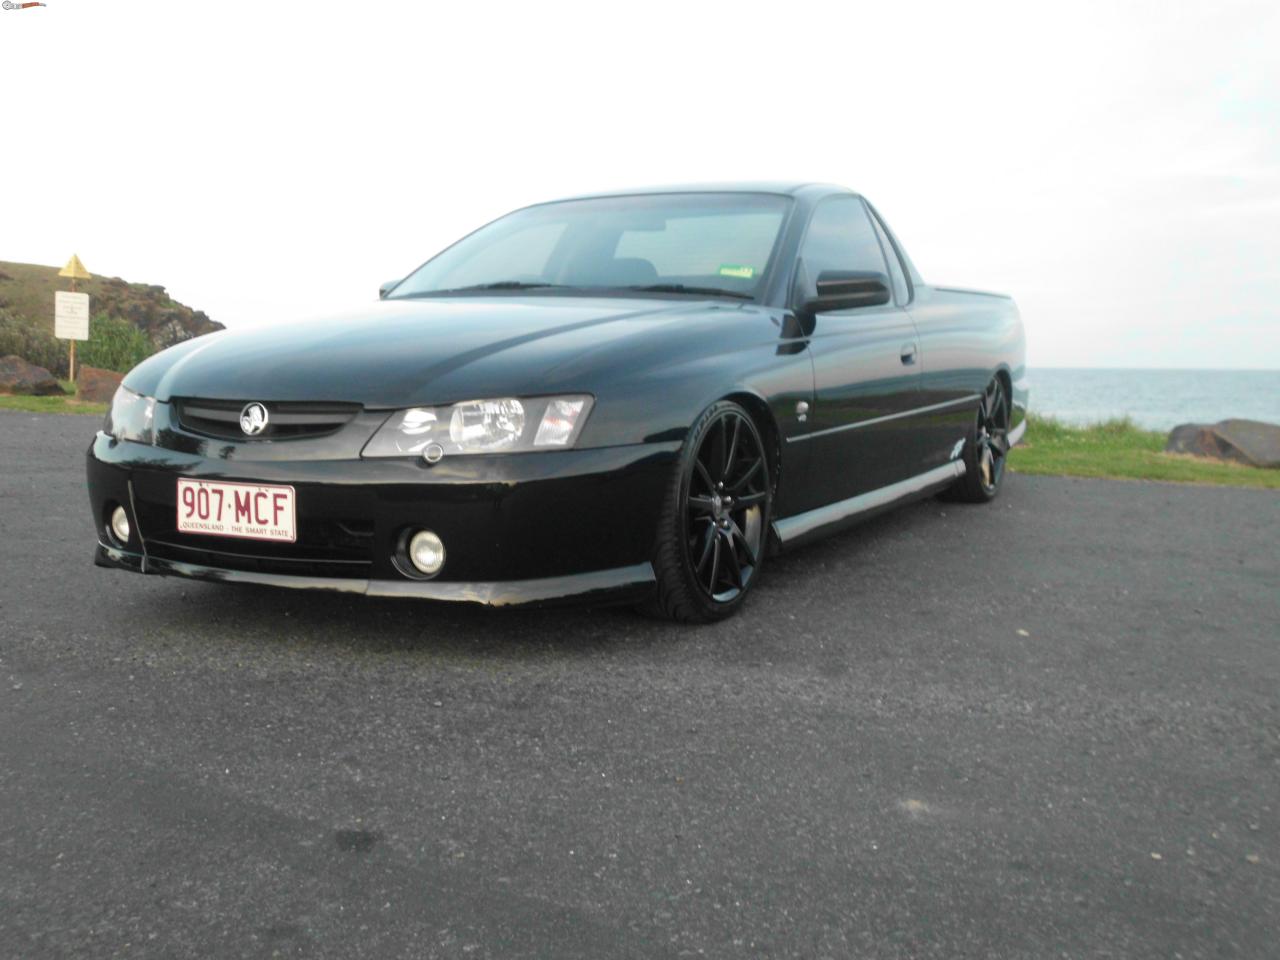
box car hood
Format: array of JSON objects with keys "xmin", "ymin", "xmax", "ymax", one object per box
[{"xmin": 128, "ymin": 296, "xmax": 757, "ymax": 407}]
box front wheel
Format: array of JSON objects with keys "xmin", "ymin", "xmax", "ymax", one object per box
[
  {"xmin": 947, "ymin": 376, "xmax": 1010, "ymax": 503},
  {"xmin": 644, "ymin": 401, "xmax": 771, "ymax": 623}
]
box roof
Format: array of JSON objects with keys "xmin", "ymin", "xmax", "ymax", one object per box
[{"xmin": 548, "ymin": 181, "xmax": 855, "ymax": 203}]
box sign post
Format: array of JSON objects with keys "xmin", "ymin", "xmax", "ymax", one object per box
[{"xmin": 56, "ymin": 254, "xmax": 92, "ymax": 381}]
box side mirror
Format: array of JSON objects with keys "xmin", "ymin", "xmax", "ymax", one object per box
[
  {"xmin": 379, "ymin": 279, "xmax": 402, "ymax": 300},
  {"xmin": 802, "ymin": 270, "xmax": 891, "ymax": 318}
]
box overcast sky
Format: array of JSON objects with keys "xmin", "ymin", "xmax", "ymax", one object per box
[{"xmin": 3, "ymin": 0, "xmax": 1277, "ymax": 368}]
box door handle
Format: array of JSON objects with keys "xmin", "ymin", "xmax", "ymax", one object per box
[{"xmin": 900, "ymin": 342, "xmax": 917, "ymax": 365}]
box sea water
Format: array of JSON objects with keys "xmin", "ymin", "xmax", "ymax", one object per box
[{"xmin": 1028, "ymin": 369, "xmax": 1280, "ymax": 431}]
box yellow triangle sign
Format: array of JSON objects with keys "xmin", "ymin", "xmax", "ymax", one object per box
[{"xmin": 58, "ymin": 254, "xmax": 91, "ymax": 280}]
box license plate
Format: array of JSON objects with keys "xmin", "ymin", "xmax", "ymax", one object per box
[{"xmin": 176, "ymin": 478, "xmax": 297, "ymax": 542}]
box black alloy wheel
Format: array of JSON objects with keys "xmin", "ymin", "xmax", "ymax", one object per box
[
  {"xmin": 948, "ymin": 376, "xmax": 1011, "ymax": 503},
  {"xmin": 976, "ymin": 375, "xmax": 1011, "ymax": 493},
  {"xmin": 646, "ymin": 401, "xmax": 771, "ymax": 622}
]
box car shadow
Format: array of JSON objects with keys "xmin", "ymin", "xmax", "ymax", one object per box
[{"xmin": 121, "ymin": 494, "xmax": 947, "ymax": 659}]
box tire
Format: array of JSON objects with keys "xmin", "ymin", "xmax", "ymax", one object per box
[
  {"xmin": 643, "ymin": 400, "xmax": 772, "ymax": 623},
  {"xmin": 946, "ymin": 375, "xmax": 1011, "ymax": 504}
]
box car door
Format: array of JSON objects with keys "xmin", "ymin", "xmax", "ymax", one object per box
[
  {"xmin": 791, "ymin": 196, "xmax": 922, "ymax": 511},
  {"xmin": 866, "ymin": 201, "xmax": 988, "ymax": 475}
]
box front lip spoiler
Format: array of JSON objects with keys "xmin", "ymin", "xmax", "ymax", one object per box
[{"xmin": 94, "ymin": 542, "xmax": 655, "ymax": 607}]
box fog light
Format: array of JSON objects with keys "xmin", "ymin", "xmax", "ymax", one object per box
[
  {"xmin": 109, "ymin": 505, "xmax": 131, "ymax": 544},
  {"xmin": 407, "ymin": 530, "xmax": 445, "ymax": 575}
]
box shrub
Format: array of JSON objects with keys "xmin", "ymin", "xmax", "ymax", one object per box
[
  {"xmin": 0, "ymin": 309, "xmax": 155, "ymax": 377},
  {"xmin": 0, "ymin": 309, "xmax": 67, "ymax": 376},
  {"xmin": 78, "ymin": 313, "xmax": 154, "ymax": 374}
]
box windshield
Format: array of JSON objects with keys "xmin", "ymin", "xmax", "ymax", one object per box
[{"xmin": 388, "ymin": 193, "xmax": 791, "ymax": 301}]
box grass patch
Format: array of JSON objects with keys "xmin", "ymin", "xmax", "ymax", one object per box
[
  {"xmin": 0, "ymin": 388, "xmax": 107, "ymax": 416},
  {"xmin": 1009, "ymin": 414, "xmax": 1280, "ymax": 489}
]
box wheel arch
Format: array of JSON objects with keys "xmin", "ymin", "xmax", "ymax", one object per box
[
  {"xmin": 993, "ymin": 365, "xmax": 1012, "ymax": 395},
  {"xmin": 720, "ymin": 390, "xmax": 779, "ymax": 481},
  {"xmin": 992, "ymin": 363, "xmax": 1028, "ymax": 438}
]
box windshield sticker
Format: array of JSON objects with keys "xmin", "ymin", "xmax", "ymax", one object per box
[{"xmin": 718, "ymin": 264, "xmax": 756, "ymax": 280}]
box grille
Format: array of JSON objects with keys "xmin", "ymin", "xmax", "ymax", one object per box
[{"xmin": 174, "ymin": 399, "xmax": 360, "ymax": 441}]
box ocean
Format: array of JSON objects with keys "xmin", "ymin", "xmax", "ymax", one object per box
[{"xmin": 1028, "ymin": 369, "xmax": 1280, "ymax": 432}]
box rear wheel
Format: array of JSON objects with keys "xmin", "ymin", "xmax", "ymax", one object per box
[
  {"xmin": 645, "ymin": 401, "xmax": 771, "ymax": 623},
  {"xmin": 948, "ymin": 376, "xmax": 1010, "ymax": 503}
]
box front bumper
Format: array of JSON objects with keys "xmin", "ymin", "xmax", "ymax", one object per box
[{"xmin": 87, "ymin": 432, "xmax": 679, "ymax": 606}]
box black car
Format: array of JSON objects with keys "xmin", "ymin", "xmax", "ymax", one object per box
[{"xmin": 88, "ymin": 183, "xmax": 1028, "ymax": 622}]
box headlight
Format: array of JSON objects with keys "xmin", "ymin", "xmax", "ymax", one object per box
[
  {"xmin": 104, "ymin": 386, "xmax": 157, "ymax": 444},
  {"xmin": 362, "ymin": 395, "xmax": 593, "ymax": 458},
  {"xmin": 449, "ymin": 398, "xmax": 526, "ymax": 452}
]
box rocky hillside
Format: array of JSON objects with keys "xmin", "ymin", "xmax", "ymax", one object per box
[{"xmin": 0, "ymin": 260, "xmax": 223, "ymax": 351}]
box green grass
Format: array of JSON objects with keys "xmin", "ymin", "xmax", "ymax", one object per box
[
  {"xmin": 0, "ymin": 385, "xmax": 107, "ymax": 416},
  {"xmin": 1009, "ymin": 414, "xmax": 1280, "ymax": 489}
]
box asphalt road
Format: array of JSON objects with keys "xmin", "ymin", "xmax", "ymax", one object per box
[{"xmin": 1, "ymin": 410, "xmax": 1277, "ymax": 959}]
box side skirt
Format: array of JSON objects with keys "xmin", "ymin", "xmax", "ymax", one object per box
[{"xmin": 771, "ymin": 461, "xmax": 966, "ymax": 549}]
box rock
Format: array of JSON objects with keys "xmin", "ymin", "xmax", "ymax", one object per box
[
  {"xmin": 1215, "ymin": 420, "xmax": 1280, "ymax": 469},
  {"xmin": 1165, "ymin": 424, "xmax": 1223, "ymax": 459},
  {"xmin": 0, "ymin": 355, "xmax": 62, "ymax": 395},
  {"xmin": 1165, "ymin": 419, "xmax": 1280, "ymax": 469},
  {"xmin": 76, "ymin": 365, "xmax": 123, "ymax": 403}
]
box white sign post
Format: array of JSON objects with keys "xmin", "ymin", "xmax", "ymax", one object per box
[
  {"xmin": 55, "ymin": 290, "xmax": 90, "ymax": 380},
  {"xmin": 55, "ymin": 254, "xmax": 93, "ymax": 381},
  {"xmin": 55, "ymin": 291, "xmax": 90, "ymax": 340}
]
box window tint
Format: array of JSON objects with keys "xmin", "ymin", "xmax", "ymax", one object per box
[
  {"xmin": 799, "ymin": 197, "xmax": 888, "ymax": 283},
  {"xmin": 869, "ymin": 209, "xmax": 910, "ymax": 304}
]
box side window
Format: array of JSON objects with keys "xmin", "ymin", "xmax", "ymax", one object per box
[
  {"xmin": 799, "ymin": 197, "xmax": 888, "ymax": 289},
  {"xmin": 868, "ymin": 205, "xmax": 910, "ymax": 304}
]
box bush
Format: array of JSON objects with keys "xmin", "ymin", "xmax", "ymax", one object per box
[
  {"xmin": 78, "ymin": 313, "xmax": 154, "ymax": 374},
  {"xmin": 0, "ymin": 309, "xmax": 66, "ymax": 376},
  {"xmin": 0, "ymin": 309, "xmax": 155, "ymax": 377}
]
